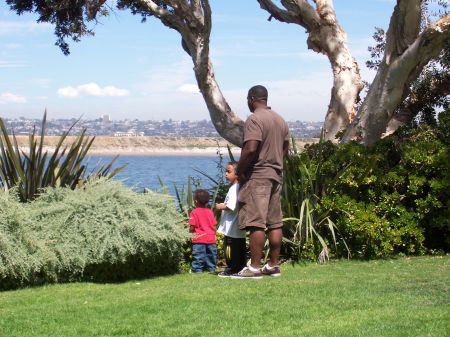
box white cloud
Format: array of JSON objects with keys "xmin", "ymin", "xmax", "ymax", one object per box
[
  {"xmin": 135, "ymin": 58, "xmax": 195, "ymax": 94},
  {"xmin": 57, "ymin": 86, "xmax": 79, "ymax": 98},
  {"xmin": 0, "ymin": 92, "xmax": 27, "ymax": 104},
  {"xmin": 178, "ymin": 84, "xmax": 200, "ymax": 94},
  {"xmin": 0, "ymin": 21, "xmax": 52, "ymax": 35},
  {"xmin": 58, "ymin": 83, "xmax": 129, "ymax": 98}
]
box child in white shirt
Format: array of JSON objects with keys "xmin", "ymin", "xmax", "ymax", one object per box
[{"xmin": 215, "ymin": 161, "xmax": 246, "ymax": 277}]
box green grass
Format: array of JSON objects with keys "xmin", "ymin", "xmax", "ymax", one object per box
[{"xmin": 0, "ymin": 256, "xmax": 448, "ymax": 337}]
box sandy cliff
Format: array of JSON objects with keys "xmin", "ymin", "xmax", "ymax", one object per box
[{"xmin": 13, "ymin": 136, "xmax": 316, "ymax": 155}]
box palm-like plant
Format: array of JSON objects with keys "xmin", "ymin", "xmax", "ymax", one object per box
[
  {"xmin": 282, "ymin": 131, "xmax": 351, "ymax": 261},
  {"xmin": 0, "ymin": 112, "xmax": 125, "ymax": 202}
]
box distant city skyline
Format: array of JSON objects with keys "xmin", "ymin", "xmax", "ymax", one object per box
[
  {"xmin": 6, "ymin": 113, "xmax": 323, "ymax": 123},
  {"xmin": 1, "ymin": 1, "xmax": 395, "ymax": 122},
  {"xmin": 4, "ymin": 115, "xmax": 322, "ymax": 138}
]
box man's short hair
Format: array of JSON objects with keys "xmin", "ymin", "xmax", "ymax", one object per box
[
  {"xmin": 248, "ymin": 85, "xmax": 268, "ymax": 101},
  {"xmin": 194, "ymin": 189, "xmax": 210, "ymax": 206}
]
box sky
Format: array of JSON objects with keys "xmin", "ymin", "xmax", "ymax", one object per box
[{"xmin": 0, "ymin": 0, "xmax": 396, "ymax": 122}]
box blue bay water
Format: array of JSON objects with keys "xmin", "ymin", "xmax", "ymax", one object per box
[{"xmin": 86, "ymin": 155, "xmax": 229, "ymax": 194}]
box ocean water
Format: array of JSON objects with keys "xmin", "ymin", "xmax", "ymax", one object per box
[{"xmin": 85, "ymin": 154, "xmax": 230, "ymax": 194}]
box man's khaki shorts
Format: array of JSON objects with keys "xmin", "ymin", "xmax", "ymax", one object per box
[{"xmin": 238, "ymin": 178, "xmax": 283, "ymax": 230}]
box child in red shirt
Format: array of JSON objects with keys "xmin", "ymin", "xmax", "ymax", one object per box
[{"xmin": 189, "ymin": 189, "xmax": 217, "ymax": 273}]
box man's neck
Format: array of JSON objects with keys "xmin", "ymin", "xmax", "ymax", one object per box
[{"xmin": 253, "ymin": 102, "xmax": 268, "ymax": 110}]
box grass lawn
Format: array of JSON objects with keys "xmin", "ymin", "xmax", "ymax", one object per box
[{"xmin": 0, "ymin": 256, "xmax": 448, "ymax": 337}]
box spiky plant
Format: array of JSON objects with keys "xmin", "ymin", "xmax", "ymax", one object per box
[
  {"xmin": 0, "ymin": 111, "xmax": 125, "ymax": 202},
  {"xmin": 282, "ymin": 131, "xmax": 350, "ymax": 261}
]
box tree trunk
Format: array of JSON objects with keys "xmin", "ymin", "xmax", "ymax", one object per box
[
  {"xmin": 342, "ymin": 3, "xmax": 450, "ymax": 146},
  {"xmin": 137, "ymin": 0, "xmax": 244, "ymax": 146},
  {"xmin": 258, "ymin": 0, "xmax": 363, "ymax": 141},
  {"xmin": 384, "ymin": 68, "xmax": 450, "ymax": 136}
]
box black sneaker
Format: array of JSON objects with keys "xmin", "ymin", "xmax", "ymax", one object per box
[
  {"xmin": 218, "ymin": 271, "xmax": 233, "ymax": 278},
  {"xmin": 261, "ymin": 264, "xmax": 281, "ymax": 277},
  {"xmin": 230, "ymin": 267, "xmax": 263, "ymax": 279}
]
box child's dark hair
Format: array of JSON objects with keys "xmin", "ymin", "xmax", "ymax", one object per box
[
  {"xmin": 194, "ymin": 189, "xmax": 210, "ymax": 206},
  {"xmin": 227, "ymin": 161, "xmax": 237, "ymax": 171}
]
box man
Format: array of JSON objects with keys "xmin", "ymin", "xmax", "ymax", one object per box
[{"xmin": 233, "ymin": 85, "xmax": 289, "ymax": 279}]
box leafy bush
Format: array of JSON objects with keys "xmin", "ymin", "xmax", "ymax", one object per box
[
  {"xmin": 293, "ymin": 119, "xmax": 450, "ymax": 258},
  {"xmin": 0, "ymin": 179, "xmax": 189, "ymax": 290}
]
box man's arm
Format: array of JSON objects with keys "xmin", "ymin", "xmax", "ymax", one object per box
[{"xmin": 237, "ymin": 139, "xmax": 259, "ymax": 183}]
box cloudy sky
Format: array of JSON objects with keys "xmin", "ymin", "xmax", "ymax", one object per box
[{"xmin": 0, "ymin": 0, "xmax": 396, "ymax": 122}]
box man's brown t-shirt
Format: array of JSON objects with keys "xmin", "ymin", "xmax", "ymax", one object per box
[{"xmin": 243, "ymin": 107, "xmax": 289, "ymax": 183}]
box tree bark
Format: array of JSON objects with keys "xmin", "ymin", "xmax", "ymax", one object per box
[
  {"xmin": 342, "ymin": 2, "xmax": 450, "ymax": 146},
  {"xmin": 138, "ymin": 0, "xmax": 244, "ymax": 146},
  {"xmin": 258, "ymin": 0, "xmax": 364, "ymax": 141},
  {"xmin": 383, "ymin": 68, "xmax": 450, "ymax": 136}
]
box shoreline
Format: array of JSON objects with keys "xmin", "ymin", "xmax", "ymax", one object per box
[
  {"xmin": 70, "ymin": 147, "xmax": 239, "ymax": 156},
  {"xmin": 13, "ymin": 136, "xmax": 318, "ymax": 156}
]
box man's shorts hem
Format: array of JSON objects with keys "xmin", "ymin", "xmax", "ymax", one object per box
[{"xmin": 239, "ymin": 222, "xmax": 283, "ymax": 231}]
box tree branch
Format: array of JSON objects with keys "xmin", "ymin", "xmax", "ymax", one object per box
[
  {"xmin": 190, "ymin": 0, "xmax": 204, "ymax": 26},
  {"xmin": 385, "ymin": 0, "xmax": 421, "ymax": 64},
  {"xmin": 258, "ymin": 0, "xmax": 362, "ymax": 140},
  {"xmin": 137, "ymin": 0, "xmax": 243, "ymax": 146},
  {"xmin": 342, "ymin": 13, "xmax": 450, "ymax": 145},
  {"xmin": 85, "ymin": 0, "xmax": 108, "ymax": 20},
  {"xmin": 138, "ymin": 0, "xmax": 187, "ymax": 34},
  {"xmin": 257, "ymin": 0, "xmax": 319, "ymax": 29}
]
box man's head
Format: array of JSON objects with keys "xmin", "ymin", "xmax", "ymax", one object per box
[{"xmin": 247, "ymin": 85, "xmax": 268, "ymax": 112}]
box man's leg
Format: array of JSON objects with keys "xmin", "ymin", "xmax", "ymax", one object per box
[
  {"xmin": 249, "ymin": 227, "xmax": 265, "ymax": 269},
  {"xmin": 267, "ymin": 227, "xmax": 282, "ymax": 266}
]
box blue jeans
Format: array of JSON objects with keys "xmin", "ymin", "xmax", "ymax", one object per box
[{"xmin": 191, "ymin": 244, "xmax": 217, "ymax": 272}]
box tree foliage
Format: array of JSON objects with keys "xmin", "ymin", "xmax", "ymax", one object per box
[{"xmin": 5, "ymin": 0, "xmax": 110, "ymax": 55}]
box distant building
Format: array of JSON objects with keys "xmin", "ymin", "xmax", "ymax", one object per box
[
  {"xmin": 114, "ymin": 131, "xmax": 145, "ymax": 137},
  {"xmin": 3, "ymin": 117, "xmax": 322, "ymax": 138},
  {"xmin": 101, "ymin": 114, "xmax": 111, "ymax": 123}
]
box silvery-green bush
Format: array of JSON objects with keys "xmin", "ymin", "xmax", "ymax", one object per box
[{"xmin": 0, "ymin": 179, "xmax": 188, "ymax": 290}]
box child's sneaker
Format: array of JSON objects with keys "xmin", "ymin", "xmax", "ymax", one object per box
[
  {"xmin": 261, "ymin": 263, "xmax": 281, "ymax": 277},
  {"xmin": 231, "ymin": 267, "xmax": 263, "ymax": 279},
  {"xmin": 218, "ymin": 271, "xmax": 233, "ymax": 278}
]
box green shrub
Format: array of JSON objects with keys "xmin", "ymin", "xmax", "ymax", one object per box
[
  {"xmin": 318, "ymin": 127, "xmax": 448, "ymax": 256},
  {"xmin": 322, "ymin": 195, "xmax": 424, "ymax": 258},
  {"xmin": 0, "ymin": 179, "xmax": 189, "ymax": 290}
]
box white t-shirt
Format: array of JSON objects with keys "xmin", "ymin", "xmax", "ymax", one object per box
[{"xmin": 217, "ymin": 183, "xmax": 246, "ymax": 239}]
